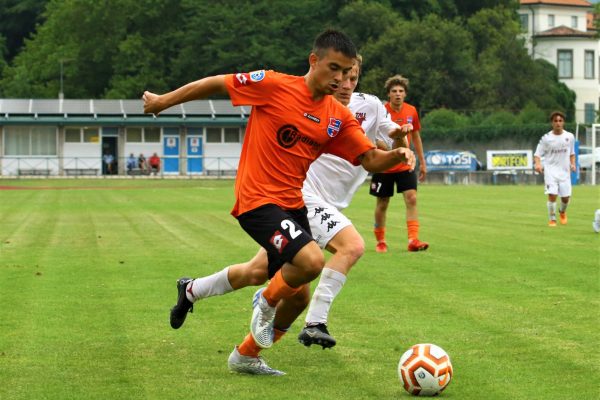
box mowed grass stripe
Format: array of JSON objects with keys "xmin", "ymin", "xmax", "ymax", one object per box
[{"xmin": 0, "ymin": 180, "xmax": 598, "ymax": 399}]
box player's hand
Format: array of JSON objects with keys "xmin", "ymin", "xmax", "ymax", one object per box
[
  {"xmin": 388, "ymin": 128, "xmax": 408, "ymax": 140},
  {"xmin": 534, "ymin": 164, "xmax": 543, "ymax": 174},
  {"xmin": 142, "ymin": 91, "xmax": 164, "ymax": 115},
  {"xmin": 570, "ymin": 164, "xmax": 576, "ymax": 172},
  {"xmin": 419, "ymin": 165, "xmax": 427, "ymax": 182},
  {"xmin": 401, "ymin": 123, "xmax": 414, "ymax": 133},
  {"xmin": 396, "ymin": 148, "xmax": 416, "ymax": 171}
]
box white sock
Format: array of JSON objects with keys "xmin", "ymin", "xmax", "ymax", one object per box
[
  {"xmin": 595, "ymin": 209, "xmax": 600, "ymax": 224},
  {"xmin": 187, "ymin": 267, "xmax": 233, "ymax": 302},
  {"xmin": 559, "ymin": 201, "xmax": 568, "ymax": 214},
  {"xmin": 305, "ymin": 267, "xmax": 347, "ymax": 326},
  {"xmin": 547, "ymin": 201, "xmax": 556, "ymax": 220}
]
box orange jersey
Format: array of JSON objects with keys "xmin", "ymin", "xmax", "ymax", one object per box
[
  {"xmin": 384, "ymin": 102, "xmax": 420, "ymax": 173},
  {"xmin": 225, "ymin": 70, "xmax": 374, "ymax": 217}
]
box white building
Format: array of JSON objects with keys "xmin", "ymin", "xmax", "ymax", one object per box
[{"xmin": 519, "ymin": 0, "xmax": 599, "ymax": 124}]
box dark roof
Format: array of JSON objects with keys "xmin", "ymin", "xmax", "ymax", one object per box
[
  {"xmin": 520, "ymin": 0, "xmax": 593, "ymax": 7},
  {"xmin": 534, "ymin": 24, "xmax": 596, "ymax": 37},
  {"xmin": 0, "ymin": 98, "xmax": 248, "ymax": 119}
]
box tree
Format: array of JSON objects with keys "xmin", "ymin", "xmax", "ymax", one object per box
[{"xmin": 360, "ymin": 14, "xmax": 476, "ymax": 111}]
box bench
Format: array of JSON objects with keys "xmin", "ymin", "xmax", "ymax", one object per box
[
  {"xmin": 18, "ymin": 168, "xmax": 51, "ymax": 176},
  {"xmin": 64, "ymin": 168, "xmax": 99, "ymax": 176},
  {"xmin": 127, "ymin": 168, "xmax": 150, "ymax": 176}
]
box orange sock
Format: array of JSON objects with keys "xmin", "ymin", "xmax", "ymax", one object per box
[
  {"xmin": 374, "ymin": 227, "xmax": 386, "ymax": 243},
  {"xmin": 262, "ymin": 269, "xmax": 302, "ymax": 306},
  {"xmin": 238, "ymin": 333, "xmax": 261, "ymax": 357},
  {"xmin": 237, "ymin": 328, "xmax": 288, "ymax": 358},
  {"xmin": 407, "ymin": 220, "xmax": 419, "ymax": 241}
]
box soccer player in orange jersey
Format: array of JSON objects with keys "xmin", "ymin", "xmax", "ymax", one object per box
[
  {"xmin": 369, "ymin": 75, "xmax": 428, "ymax": 253},
  {"xmin": 143, "ymin": 30, "xmax": 415, "ymax": 375}
]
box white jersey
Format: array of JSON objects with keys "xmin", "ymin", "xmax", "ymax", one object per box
[
  {"xmin": 534, "ymin": 130, "xmax": 575, "ymax": 181},
  {"xmin": 302, "ymin": 92, "xmax": 399, "ymax": 210}
]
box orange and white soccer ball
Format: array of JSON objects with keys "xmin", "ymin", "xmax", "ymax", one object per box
[{"xmin": 398, "ymin": 343, "xmax": 453, "ymax": 396}]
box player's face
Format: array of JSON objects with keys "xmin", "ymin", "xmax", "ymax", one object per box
[
  {"xmin": 310, "ymin": 49, "xmax": 355, "ymax": 96},
  {"xmin": 551, "ymin": 115, "xmax": 564, "ymax": 132},
  {"xmin": 334, "ymin": 62, "xmax": 359, "ymax": 106},
  {"xmin": 388, "ymin": 85, "xmax": 406, "ymax": 108}
]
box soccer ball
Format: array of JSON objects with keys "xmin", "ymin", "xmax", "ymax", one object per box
[{"xmin": 398, "ymin": 343, "xmax": 453, "ymax": 396}]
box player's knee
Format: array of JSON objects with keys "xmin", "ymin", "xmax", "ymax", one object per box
[
  {"xmin": 247, "ymin": 263, "xmax": 268, "ymax": 286},
  {"xmin": 300, "ymin": 250, "xmax": 325, "ymax": 280},
  {"xmin": 405, "ymin": 192, "xmax": 417, "ymax": 207},
  {"xmin": 341, "ymin": 236, "xmax": 365, "ymax": 264}
]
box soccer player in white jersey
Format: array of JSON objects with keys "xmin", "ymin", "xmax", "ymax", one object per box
[
  {"xmin": 533, "ymin": 111, "xmax": 576, "ymax": 227},
  {"xmin": 168, "ymin": 57, "xmax": 413, "ymax": 375}
]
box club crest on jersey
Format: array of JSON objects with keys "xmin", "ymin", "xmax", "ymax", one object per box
[
  {"xmin": 355, "ymin": 112, "xmax": 366, "ymax": 125},
  {"xmin": 327, "ymin": 118, "xmax": 342, "ymax": 137},
  {"xmin": 269, "ymin": 230, "xmax": 288, "ymax": 253}
]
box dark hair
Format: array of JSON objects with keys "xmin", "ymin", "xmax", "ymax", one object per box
[
  {"xmin": 549, "ymin": 111, "xmax": 565, "ymax": 121},
  {"xmin": 312, "ymin": 29, "xmax": 357, "ymax": 59}
]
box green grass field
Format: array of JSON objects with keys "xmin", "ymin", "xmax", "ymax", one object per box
[{"xmin": 0, "ymin": 179, "xmax": 598, "ymax": 400}]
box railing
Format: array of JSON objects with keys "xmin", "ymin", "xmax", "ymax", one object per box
[
  {"xmin": 0, "ymin": 156, "xmax": 240, "ymax": 179},
  {"xmin": 1, "ymin": 156, "xmax": 597, "ymax": 184}
]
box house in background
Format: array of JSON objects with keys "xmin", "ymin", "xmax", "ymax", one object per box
[{"xmin": 519, "ymin": 0, "xmax": 599, "ymax": 124}]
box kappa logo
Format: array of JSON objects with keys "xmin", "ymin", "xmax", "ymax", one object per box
[
  {"xmin": 355, "ymin": 112, "xmax": 366, "ymax": 125},
  {"xmin": 327, "ymin": 118, "xmax": 342, "ymax": 137},
  {"xmin": 269, "ymin": 230, "xmax": 289, "ymax": 254},
  {"xmin": 326, "ymin": 220, "xmax": 339, "ymax": 232}
]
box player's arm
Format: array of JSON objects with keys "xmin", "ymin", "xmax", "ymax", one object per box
[
  {"xmin": 410, "ymin": 130, "xmax": 426, "ymax": 182},
  {"xmin": 570, "ymin": 154, "xmax": 576, "ymax": 172},
  {"xmin": 143, "ymin": 75, "xmax": 228, "ymax": 115},
  {"xmin": 358, "ymin": 147, "xmax": 415, "ymax": 173},
  {"xmin": 533, "ymin": 155, "xmax": 543, "ymax": 173}
]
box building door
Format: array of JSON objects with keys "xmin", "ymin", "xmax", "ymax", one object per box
[
  {"xmin": 101, "ymin": 136, "xmax": 117, "ymax": 175},
  {"xmin": 163, "ymin": 128, "xmax": 179, "ymax": 174},
  {"xmin": 187, "ymin": 132, "xmax": 203, "ymax": 174}
]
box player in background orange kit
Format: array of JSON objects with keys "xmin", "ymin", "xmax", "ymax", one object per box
[
  {"xmin": 143, "ymin": 30, "xmax": 415, "ymax": 375},
  {"xmin": 369, "ymin": 74, "xmax": 428, "ymax": 253}
]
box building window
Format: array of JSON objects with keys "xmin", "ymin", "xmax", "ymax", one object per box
[
  {"xmin": 4, "ymin": 126, "xmax": 57, "ymax": 156},
  {"xmin": 557, "ymin": 50, "xmax": 573, "ymax": 78},
  {"xmin": 206, "ymin": 127, "xmax": 221, "ymax": 143},
  {"xmin": 519, "ymin": 14, "xmax": 529, "ymax": 31},
  {"xmin": 224, "ymin": 127, "xmax": 240, "ymax": 143},
  {"xmin": 571, "ymin": 16, "xmax": 577, "ymax": 28},
  {"xmin": 125, "ymin": 127, "xmax": 160, "ymax": 143},
  {"xmin": 585, "ymin": 51, "xmax": 595, "ymax": 79},
  {"xmin": 65, "ymin": 127, "xmax": 99, "ymax": 143},
  {"xmin": 145, "ymin": 127, "xmax": 161, "ymax": 142},
  {"xmin": 205, "ymin": 127, "xmax": 242, "ymax": 143},
  {"xmin": 584, "ymin": 103, "xmax": 596, "ymax": 124},
  {"xmin": 548, "ymin": 14, "xmax": 555, "ymax": 28}
]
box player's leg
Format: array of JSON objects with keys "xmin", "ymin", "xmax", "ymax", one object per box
[
  {"xmin": 237, "ymin": 205, "xmax": 323, "ymax": 348},
  {"xmin": 370, "ymin": 173, "xmax": 393, "ymax": 253},
  {"xmin": 299, "ymin": 223, "xmax": 363, "ymax": 348},
  {"xmin": 229, "ymin": 285, "xmax": 310, "ymax": 376},
  {"xmin": 169, "ymin": 248, "xmax": 269, "ymax": 329},
  {"xmin": 544, "ymin": 175, "xmax": 559, "ymax": 226},
  {"xmin": 557, "ymin": 178, "xmax": 572, "ymax": 225},
  {"xmin": 397, "ymin": 170, "xmax": 428, "ymax": 251},
  {"xmin": 593, "ymin": 209, "xmax": 600, "ymax": 233}
]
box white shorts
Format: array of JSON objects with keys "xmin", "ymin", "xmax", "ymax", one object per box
[
  {"xmin": 544, "ymin": 175, "xmax": 572, "ymax": 197},
  {"xmin": 304, "ymin": 194, "xmax": 352, "ymax": 249}
]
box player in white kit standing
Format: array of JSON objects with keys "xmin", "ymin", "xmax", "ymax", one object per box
[{"xmin": 533, "ymin": 111, "xmax": 576, "ymax": 227}]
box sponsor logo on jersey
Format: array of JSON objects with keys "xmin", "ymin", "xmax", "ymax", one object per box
[
  {"xmin": 233, "ymin": 70, "xmax": 265, "ymax": 87},
  {"xmin": 249, "ymin": 70, "xmax": 265, "ymax": 82},
  {"xmin": 303, "ymin": 112, "xmax": 321, "ymax": 124},
  {"xmin": 276, "ymin": 124, "xmax": 321, "ymax": 150},
  {"xmin": 355, "ymin": 112, "xmax": 366, "ymax": 125},
  {"xmin": 269, "ymin": 230, "xmax": 288, "ymax": 253},
  {"xmin": 327, "ymin": 118, "xmax": 342, "ymax": 137},
  {"xmin": 234, "ymin": 73, "xmax": 250, "ymax": 87}
]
